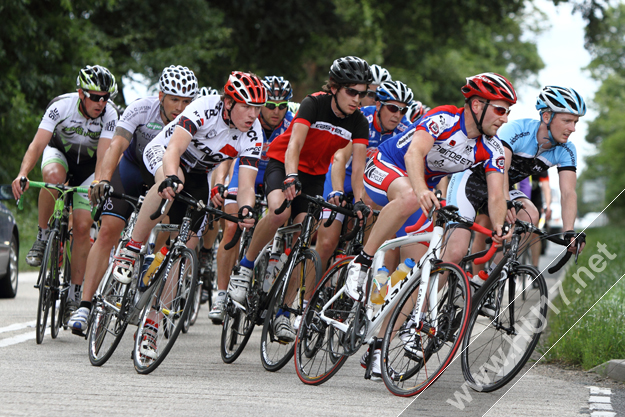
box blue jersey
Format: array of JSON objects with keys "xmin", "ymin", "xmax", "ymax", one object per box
[
  {"xmin": 377, "ymin": 105, "xmax": 505, "ymax": 188},
  {"xmin": 259, "ymin": 110, "xmax": 294, "ymax": 171}
]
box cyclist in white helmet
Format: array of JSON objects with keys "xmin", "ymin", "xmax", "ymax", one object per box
[
  {"xmin": 406, "ymin": 100, "xmax": 426, "ymax": 124},
  {"xmin": 12, "ymin": 64, "xmax": 118, "ymax": 320},
  {"xmin": 360, "ymin": 64, "xmax": 391, "ymax": 107},
  {"xmin": 200, "ymin": 86, "xmax": 220, "ymax": 96},
  {"xmin": 66, "ymin": 65, "xmax": 198, "ymax": 333}
]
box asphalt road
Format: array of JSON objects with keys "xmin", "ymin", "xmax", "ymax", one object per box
[{"xmin": 0, "ymin": 243, "xmax": 621, "ymax": 417}]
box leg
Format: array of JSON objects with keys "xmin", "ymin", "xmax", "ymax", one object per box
[{"xmin": 315, "ymin": 215, "xmax": 343, "ymax": 271}]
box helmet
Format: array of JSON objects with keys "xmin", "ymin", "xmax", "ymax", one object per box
[
  {"xmin": 376, "ymin": 81, "xmax": 414, "ymax": 104},
  {"xmin": 159, "ymin": 65, "xmax": 198, "ymax": 98},
  {"xmin": 261, "ymin": 76, "xmax": 293, "ymax": 101},
  {"xmin": 406, "ymin": 100, "xmax": 425, "ymax": 123},
  {"xmin": 199, "ymin": 86, "xmax": 219, "ymax": 96},
  {"xmin": 329, "ymin": 56, "xmax": 373, "ymax": 85},
  {"xmin": 461, "ymin": 72, "xmax": 517, "ymax": 105},
  {"xmin": 224, "ymin": 71, "xmax": 267, "ymax": 106},
  {"xmin": 536, "ymin": 86, "xmax": 586, "ymax": 116},
  {"xmin": 76, "ymin": 65, "xmax": 117, "ymax": 95},
  {"xmin": 370, "ymin": 64, "xmax": 392, "ymax": 85}
]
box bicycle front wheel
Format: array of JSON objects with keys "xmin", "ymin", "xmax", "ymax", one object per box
[
  {"xmin": 133, "ymin": 247, "xmax": 198, "ymax": 374},
  {"xmin": 295, "ymin": 256, "xmax": 354, "ymax": 385},
  {"xmin": 36, "ymin": 230, "xmax": 59, "ymax": 344},
  {"xmin": 461, "ymin": 264, "xmax": 547, "ymax": 392},
  {"xmin": 260, "ymin": 248, "xmax": 321, "ymax": 372},
  {"xmin": 381, "ymin": 262, "xmax": 471, "ymax": 397},
  {"xmin": 51, "ymin": 241, "xmax": 70, "ymax": 338}
]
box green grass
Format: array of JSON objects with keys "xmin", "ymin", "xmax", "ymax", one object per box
[{"xmin": 544, "ymin": 226, "xmax": 625, "ymax": 369}]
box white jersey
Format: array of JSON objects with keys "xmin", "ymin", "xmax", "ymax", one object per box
[
  {"xmin": 40, "ymin": 93, "xmax": 117, "ymax": 165},
  {"xmin": 117, "ymin": 96, "xmax": 165, "ymax": 166},
  {"xmin": 144, "ymin": 95, "xmax": 264, "ymax": 175}
]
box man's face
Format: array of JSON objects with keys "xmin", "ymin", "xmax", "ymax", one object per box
[
  {"xmin": 79, "ymin": 89, "xmax": 110, "ymax": 118},
  {"xmin": 333, "ymin": 84, "xmax": 368, "ymax": 115},
  {"xmin": 160, "ymin": 92, "xmax": 193, "ymax": 123},
  {"xmin": 260, "ymin": 100, "xmax": 288, "ymax": 129},
  {"xmin": 227, "ymin": 99, "xmax": 262, "ymax": 132},
  {"xmin": 473, "ymin": 98, "xmax": 511, "ymax": 136},
  {"xmin": 360, "ymin": 84, "xmax": 378, "ymax": 107},
  {"xmin": 544, "ymin": 112, "xmax": 579, "ymax": 144},
  {"xmin": 377, "ymin": 100, "xmax": 407, "ymax": 132}
]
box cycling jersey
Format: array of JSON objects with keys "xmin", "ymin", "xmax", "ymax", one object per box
[
  {"xmin": 266, "ymin": 92, "xmax": 369, "ymax": 176},
  {"xmin": 376, "ymin": 105, "xmax": 506, "ymax": 188},
  {"xmin": 118, "ymin": 96, "xmax": 166, "ymax": 167},
  {"xmin": 41, "ymin": 93, "xmax": 117, "ymax": 165},
  {"xmin": 144, "ymin": 95, "xmax": 263, "ymax": 176}
]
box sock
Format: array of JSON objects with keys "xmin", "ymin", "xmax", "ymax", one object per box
[
  {"xmin": 276, "ymin": 308, "xmax": 290, "ymax": 318},
  {"xmin": 217, "ymin": 290, "xmax": 226, "ymax": 300},
  {"xmin": 240, "ymin": 256, "xmax": 254, "ymax": 270},
  {"xmin": 79, "ymin": 301, "xmax": 92, "ymax": 310},
  {"xmin": 354, "ymin": 250, "xmax": 373, "ymax": 269},
  {"xmin": 200, "ymin": 247, "xmax": 210, "ymax": 253},
  {"xmin": 126, "ymin": 239, "xmax": 142, "ymax": 252}
]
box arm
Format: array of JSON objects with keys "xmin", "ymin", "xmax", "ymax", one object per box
[
  {"xmin": 12, "ymin": 128, "xmax": 54, "ymax": 199},
  {"xmin": 283, "ymin": 122, "xmax": 310, "ymax": 200},
  {"xmin": 94, "ymin": 137, "xmax": 112, "ymax": 183},
  {"xmin": 559, "ymin": 169, "xmax": 579, "ymax": 234},
  {"xmin": 162, "ymin": 126, "xmax": 192, "ymax": 178},
  {"xmin": 540, "ymin": 176, "xmax": 552, "ymax": 220},
  {"xmin": 350, "ymin": 143, "xmax": 367, "ymax": 202},
  {"xmin": 95, "ymin": 126, "xmax": 132, "ymax": 182},
  {"xmin": 237, "ymin": 165, "xmax": 258, "ymax": 213},
  {"xmin": 485, "ymin": 171, "xmax": 511, "ymax": 243},
  {"xmin": 209, "ymin": 160, "xmax": 233, "ymax": 207},
  {"xmin": 404, "ymin": 130, "xmax": 437, "ymax": 211},
  {"xmin": 331, "ymin": 143, "xmax": 350, "ymax": 192}
]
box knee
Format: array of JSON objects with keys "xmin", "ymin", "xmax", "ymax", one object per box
[
  {"xmin": 223, "ymin": 220, "xmax": 239, "ymax": 239},
  {"xmin": 394, "ymin": 193, "xmax": 420, "ymax": 217},
  {"xmin": 96, "ymin": 223, "xmax": 123, "ymax": 247},
  {"xmin": 42, "ymin": 168, "xmax": 66, "ymax": 186},
  {"xmin": 73, "ymin": 219, "xmax": 93, "ymax": 238}
]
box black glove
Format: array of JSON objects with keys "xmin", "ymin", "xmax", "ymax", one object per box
[
  {"xmin": 90, "ymin": 180, "xmax": 113, "ymax": 206},
  {"xmin": 158, "ymin": 175, "xmax": 182, "ymax": 194},
  {"xmin": 564, "ymin": 230, "xmax": 586, "ymax": 246},
  {"xmin": 282, "ymin": 173, "xmax": 301, "ymax": 194},
  {"xmin": 238, "ymin": 205, "xmax": 257, "ymax": 226},
  {"xmin": 353, "ymin": 199, "xmax": 370, "ymax": 218},
  {"xmin": 211, "ymin": 183, "xmax": 226, "ymax": 200}
]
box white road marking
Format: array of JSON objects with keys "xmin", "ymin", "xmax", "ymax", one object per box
[
  {"xmin": 588, "ymin": 386, "xmax": 616, "ymax": 416},
  {"xmin": 0, "ymin": 321, "xmax": 36, "ymax": 334},
  {"xmin": 0, "ymin": 331, "xmax": 36, "ymax": 347}
]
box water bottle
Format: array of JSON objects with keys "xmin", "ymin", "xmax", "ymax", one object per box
[
  {"xmin": 139, "ymin": 254, "xmax": 155, "ymax": 291},
  {"xmin": 471, "ymin": 270, "xmax": 489, "ymax": 287},
  {"xmin": 389, "ymin": 258, "xmax": 416, "ymax": 287},
  {"xmin": 274, "ymin": 250, "xmax": 290, "ymax": 278},
  {"xmin": 142, "ymin": 247, "xmax": 168, "ymax": 288},
  {"xmin": 263, "ymin": 254, "xmax": 280, "ymax": 292},
  {"xmin": 370, "ymin": 266, "xmax": 390, "ymax": 305}
]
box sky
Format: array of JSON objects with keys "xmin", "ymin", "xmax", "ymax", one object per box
[{"xmin": 122, "ymin": 0, "xmax": 598, "ymax": 187}]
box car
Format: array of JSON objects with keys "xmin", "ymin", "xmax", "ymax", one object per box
[{"xmin": 0, "ymin": 184, "xmax": 19, "ymax": 298}]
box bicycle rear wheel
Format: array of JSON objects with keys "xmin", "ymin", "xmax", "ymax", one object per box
[
  {"xmin": 182, "ymin": 278, "xmax": 202, "ymax": 333},
  {"xmin": 380, "ymin": 262, "xmax": 471, "ymax": 396},
  {"xmin": 88, "ymin": 268, "xmax": 130, "ymax": 366},
  {"xmin": 36, "ymin": 230, "xmax": 59, "ymax": 344},
  {"xmin": 260, "ymin": 248, "xmax": 321, "ymax": 372},
  {"xmin": 461, "ymin": 264, "xmax": 547, "ymax": 392},
  {"xmin": 51, "ymin": 241, "xmax": 70, "ymax": 338},
  {"xmin": 133, "ymin": 247, "xmax": 198, "ymax": 374},
  {"xmin": 295, "ymin": 256, "xmax": 354, "ymax": 385}
]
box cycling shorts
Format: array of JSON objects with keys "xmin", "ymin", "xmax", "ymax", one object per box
[
  {"xmin": 101, "ymin": 156, "xmax": 150, "ymax": 222},
  {"xmin": 225, "ymin": 158, "xmax": 265, "ymax": 207},
  {"xmin": 41, "ymin": 146, "xmax": 94, "ymax": 211}
]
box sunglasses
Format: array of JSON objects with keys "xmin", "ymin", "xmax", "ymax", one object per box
[
  {"xmin": 83, "ymin": 91, "xmax": 111, "ymax": 103},
  {"xmin": 479, "ymin": 100, "xmax": 511, "ymax": 116},
  {"xmin": 381, "ymin": 102, "xmax": 409, "ymax": 115},
  {"xmin": 265, "ymin": 101, "xmax": 288, "ymax": 110},
  {"xmin": 365, "ymin": 90, "xmax": 377, "ymax": 99},
  {"xmin": 343, "ymin": 87, "xmax": 369, "ymax": 99}
]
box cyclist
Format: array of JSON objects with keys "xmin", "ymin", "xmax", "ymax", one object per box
[
  {"xmin": 227, "ymin": 56, "xmax": 372, "ymax": 343},
  {"xmin": 110, "ymin": 71, "xmax": 265, "ymax": 358},
  {"xmin": 406, "ymin": 100, "xmax": 426, "ymax": 124},
  {"xmin": 199, "ymin": 86, "xmax": 219, "ymax": 96},
  {"xmin": 67, "ymin": 65, "xmax": 198, "ymax": 333},
  {"xmin": 360, "ymin": 64, "xmax": 391, "ymax": 107},
  {"xmin": 446, "ymin": 85, "xmax": 587, "ymax": 270},
  {"xmin": 316, "ymin": 80, "xmax": 413, "ymax": 269},
  {"xmin": 207, "ymin": 76, "xmax": 295, "ymax": 324},
  {"xmin": 12, "ymin": 65, "xmax": 118, "ymax": 315}
]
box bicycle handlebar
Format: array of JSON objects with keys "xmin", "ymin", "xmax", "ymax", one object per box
[{"xmin": 17, "ymin": 178, "xmax": 90, "ymax": 210}]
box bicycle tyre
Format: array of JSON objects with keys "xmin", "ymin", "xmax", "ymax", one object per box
[
  {"xmin": 36, "ymin": 230, "xmax": 58, "ymax": 344},
  {"xmin": 260, "ymin": 248, "xmax": 321, "ymax": 372},
  {"xmin": 294, "ymin": 256, "xmax": 354, "ymax": 385},
  {"xmin": 51, "ymin": 240, "xmax": 71, "ymax": 338},
  {"xmin": 380, "ymin": 262, "xmax": 471, "ymax": 397},
  {"xmin": 220, "ymin": 250, "xmax": 268, "ymax": 364},
  {"xmin": 461, "ymin": 264, "xmax": 547, "ymax": 392},
  {"xmin": 88, "ymin": 269, "xmax": 131, "ymax": 366},
  {"xmin": 133, "ymin": 247, "xmax": 198, "ymax": 374}
]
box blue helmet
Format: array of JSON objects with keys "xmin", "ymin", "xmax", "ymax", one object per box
[
  {"xmin": 376, "ymin": 80, "xmax": 414, "ymax": 104},
  {"xmin": 536, "ymin": 86, "xmax": 586, "ymax": 117}
]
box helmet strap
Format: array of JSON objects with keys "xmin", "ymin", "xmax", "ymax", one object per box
[
  {"xmin": 332, "ymin": 89, "xmax": 349, "ymax": 118},
  {"xmin": 160, "ymin": 94, "xmax": 172, "ymax": 124},
  {"xmin": 224, "ymin": 100, "xmax": 236, "ymax": 128},
  {"xmin": 545, "ymin": 112, "xmax": 557, "ymax": 146},
  {"xmin": 468, "ymin": 98, "xmax": 488, "ymax": 136}
]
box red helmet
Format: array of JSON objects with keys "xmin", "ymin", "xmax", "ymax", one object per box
[
  {"xmin": 461, "ymin": 72, "xmax": 517, "ymax": 105},
  {"xmin": 224, "ymin": 71, "xmax": 267, "ymax": 106}
]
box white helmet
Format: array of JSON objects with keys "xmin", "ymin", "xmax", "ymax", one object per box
[
  {"xmin": 200, "ymin": 86, "xmax": 219, "ymax": 96},
  {"xmin": 159, "ymin": 65, "xmax": 198, "ymax": 98},
  {"xmin": 370, "ymin": 64, "xmax": 392, "ymax": 85}
]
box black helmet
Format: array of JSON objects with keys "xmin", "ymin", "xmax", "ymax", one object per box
[
  {"xmin": 329, "ymin": 56, "xmax": 373, "ymax": 84},
  {"xmin": 76, "ymin": 65, "xmax": 117, "ymax": 95}
]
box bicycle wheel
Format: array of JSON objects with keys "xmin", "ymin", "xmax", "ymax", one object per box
[
  {"xmin": 88, "ymin": 268, "xmax": 130, "ymax": 366},
  {"xmin": 260, "ymin": 248, "xmax": 321, "ymax": 372},
  {"xmin": 183, "ymin": 278, "xmax": 202, "ymax": 333},
  {"xmin": 518, "ymin": 248, "xmax": 532, "ymax": 301},
  {"xmin": 380, "ymin": 262, "xmax": 471, "ymax": 397},
  {"xmin": 133, "ymin": 247, "xmax": 198, "ymax": 374},
  {"xmin": 461, "ymin": 264, "xmax": 547, "ymax": 392},
  {"xmin": 294, "ymin": 256, "xmax": 354, "ymax": 385},
  {"xmin": 220, "ymin": 250, "xmax": 267, "ymax": 364},
  {"xmin": 51, "ymin": 241, "xmax": 71, "ymax": 337},
  {"xmin": 36, "ymin": 230, "xmax": 59, "ymax": 344}
]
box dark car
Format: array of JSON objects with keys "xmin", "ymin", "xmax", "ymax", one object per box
[{"xmin": 0, "ymin": 185, "xmax": 19, "ymax": 298}]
